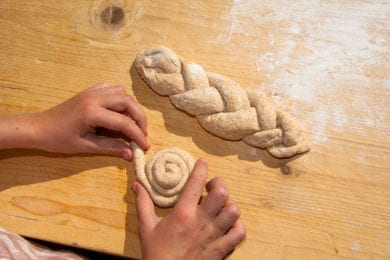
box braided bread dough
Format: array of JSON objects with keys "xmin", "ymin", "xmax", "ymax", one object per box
[
  {"xmin": 135, "ymin": 46, "xmax": 310, "ymax": 158},
  {"xmin": 131, "ymin": 142, "xmax": 195, "ymax": 207}
]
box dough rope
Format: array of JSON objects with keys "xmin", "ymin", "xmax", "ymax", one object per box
[
  {"xmin": 135, "ymin": 46, "xmax": 310, "ymax": 158},
  {"xmin": 131, "ymin": 142, "xmax": 195, "ymax": 207}
]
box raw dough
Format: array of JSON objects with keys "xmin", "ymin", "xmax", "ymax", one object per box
[
  {"xmin": 135, "ymin": 46, "xmax": 310, "ymax": 158},
  {"xmin": 131, "ymin": 142, "xmax": 195, "ymax": 207}
]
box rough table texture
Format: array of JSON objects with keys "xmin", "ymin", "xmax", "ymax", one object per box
[{"xmin": 0, "ymin": 1, "xmax": 389, "ymax": 259}]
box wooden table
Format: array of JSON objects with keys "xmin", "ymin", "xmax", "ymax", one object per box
[{"xmin": 0, "ymin": 1, "xmax": 389, "ymax": 258}]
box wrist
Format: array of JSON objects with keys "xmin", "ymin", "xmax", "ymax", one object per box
[{"xmin": 0, "ymin": 113, "xmax": 43, "ymax": 150}]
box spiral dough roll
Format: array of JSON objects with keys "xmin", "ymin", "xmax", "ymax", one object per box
[{"xmin": 131, "ymin": 142, "xmax": 195, "ymax": 207}]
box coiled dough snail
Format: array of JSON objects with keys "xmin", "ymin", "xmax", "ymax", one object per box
[{"xmin": 131, "ymin": 142, "xmax": 195, "ymax": 207}]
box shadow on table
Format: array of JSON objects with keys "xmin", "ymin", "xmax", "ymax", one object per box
[
  {"xmin": 0, "ymin": 148, "xmax": 135, "ymax": 258},
  {"xmin": 0, "ymin": 149, "xmax": 126, "ymax": 192}
]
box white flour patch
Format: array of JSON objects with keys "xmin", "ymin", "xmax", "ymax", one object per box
[
  {"xmin": 288, "ymin": 23, "xmax": 301, "ymax": 35},
  {"xmin": 310, "ymin": 106, "xmax": 330, "ymax": 144},
  {"xmin": 220, "ymin": 1, "xmax": 390, "ymax": 145},
  {"xmin": 350, "ymin": 240, "xmax": 361, "ymax": 252},
  {"xmin": 332, "ymin": 105, "xmax": 348, "ymax": 129},
  {"xmin": 218, "ymin": 0, "xmax": 263, "ymax": 48}
]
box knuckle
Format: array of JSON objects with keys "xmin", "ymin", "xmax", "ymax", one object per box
[
  {"xmin": 115, "ymin": 85, "xmax": 126, "ymax": 94},
  {"xmin": 214, "ymin": 186, "xmax": 229, "ymax": 203},
  {"xmin": 124, "ymin": 96, "xmax": 135, "ymax": 106},
  {"xmin": 79, "ymin": 103, "xmax": 96, "ymax": 117},
  {"xmin": 208, "ymin": 177, "xmax": 227, "ymax": 190},
  {"xmin": 77, "ymin": 96, "xmax": 98, "ymax": 111},
  {"xmin": 236, "ymin": 221, "xmax": 247, "ymax": 242},
  {"xmin": 237, "ymin": 227, "xmax": 247, "ymax": 242},
  {"xmin": 173, "ymin": 208, "xmax": 192, "ymax": 224},
  {"xmin": 228, "ymin": 203, "xmax": 241, "ymax": 219},
  {"xmin": 80, "ymin": 89, "xmax": 96, "ymax": 100}
]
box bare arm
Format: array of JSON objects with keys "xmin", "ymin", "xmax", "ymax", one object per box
[
  {"xmin": 0, "ymin": 113, "xmax": 42, "ymax": 150},
  {"xmin": 0, "ymin": 83, "xmax": 149, "ymax": 160}
]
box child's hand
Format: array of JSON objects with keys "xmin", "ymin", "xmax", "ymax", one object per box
[
  {"xmin": 132, "ymin": 159, "xmax": 246, "ymax": 259},
  {"xmin": 35, "ymin": 83, "xmax": 149, "ymax": 160}
]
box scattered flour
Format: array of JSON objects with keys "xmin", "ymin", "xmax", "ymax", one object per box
[
  {"xmin": 350, "ymin": 240, "xmax": 361, "ymax": 253},
  {"xmin": 219, "ymin": 0, "xmax": 390, "ymax": 146}
]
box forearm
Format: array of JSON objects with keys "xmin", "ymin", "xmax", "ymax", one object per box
[{"xmin": 0, "ymin": 113, "xmax": 41, "ymax": 150}]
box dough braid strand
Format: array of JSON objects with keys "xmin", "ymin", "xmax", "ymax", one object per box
[{"xmin": 135, "ymin": 46, "xmax": 310, "ymax": 158}]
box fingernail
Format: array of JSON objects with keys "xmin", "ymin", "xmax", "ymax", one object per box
[
  {"xmin": 198, "ymin": 157, "xmax": 208, "ymax": 164},
  {"xmin": 123, "ymin": 150, "xmax": 132, "ymax": 161}
]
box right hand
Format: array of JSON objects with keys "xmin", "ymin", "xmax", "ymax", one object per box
[{"xmin": 132, "ymin": 158, "xmax": 246, "ymax": 259}]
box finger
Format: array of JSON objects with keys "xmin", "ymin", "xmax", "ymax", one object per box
[
  {"xmin": 209, "ymin": 219, "xmax": 246, "ymax": 259},
  {"xmin": 98, "ymin": 94, "xmax": 148, "ymax": 136},
  {"xmin": 91, "ymin": 108, "xmax": 150, "ymax": 150},
  {"xmin": 89, "ymin": 85, "xmax": 148, "ymax": 136},
  {"xmin": 200, "ymin": 177, "xmax": 229, "ymax": 218},
  {"xmin": 213, "ymin": 202, "xmax": 241, "ymax": 236},
  {"xmin": 175, "ymin": 158, "xmax": 208, "ymax": 210},
  {"xmin": 132, "ymin": 181, "xmax": 159, "ymax": 233},
  {"xmin": 82, "ymin": 134, "xmax": 133, "ymax": 161},
  {"xmin": 123, "ymin": 95, "xmax": 148, "ymax": 137}
]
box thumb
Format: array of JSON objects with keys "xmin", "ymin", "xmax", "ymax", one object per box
[
  {"xmin": 132, "ymin": 181, "xmax": 159, "ymax": 233},
  {"xmin": 82, "ymin": 134, "xmax": 133, "ymax": 161}
]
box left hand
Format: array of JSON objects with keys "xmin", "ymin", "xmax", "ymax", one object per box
[{"xmin": 33, "ymin": 83, "xmax": 150, "ymax": 160}]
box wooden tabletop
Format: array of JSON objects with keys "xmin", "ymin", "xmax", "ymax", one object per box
[{"xmin": 0, "ymin": 1, "xmax": 389, "ymax": 258}]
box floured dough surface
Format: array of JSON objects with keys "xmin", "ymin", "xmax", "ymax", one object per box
[
  {"xmin": 131, "ymin": 142, "xmax": 195, "ymax": 208},
  {"xmin": 135, "ymin": 46, "xmax": 310, "ymax": 158}
]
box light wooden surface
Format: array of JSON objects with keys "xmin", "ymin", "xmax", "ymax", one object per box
[{"xmin": 0, "ymin": 0, "xmax": 389, "ymax": 258}]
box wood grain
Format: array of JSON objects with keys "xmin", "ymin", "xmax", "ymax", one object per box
[{"xmin": 0, "ymin": 0, "xmax": 389, "ymax": 258}]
